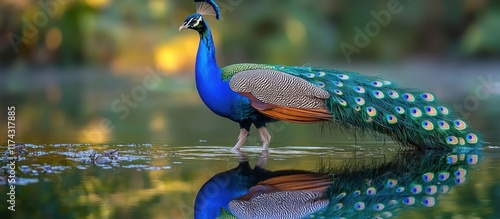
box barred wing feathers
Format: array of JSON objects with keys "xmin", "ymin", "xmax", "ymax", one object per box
[{"xmin": 222, "ymin": 63, "xmax": 482, "ymax": 149}]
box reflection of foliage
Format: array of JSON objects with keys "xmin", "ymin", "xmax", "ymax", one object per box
[
  {"xmin": 0, "ymin": 145, "xmax": 498, "ymax": 218},
  {"xmin": 0, "ymin": 144, "xmax": 198, "ymax": 219}
]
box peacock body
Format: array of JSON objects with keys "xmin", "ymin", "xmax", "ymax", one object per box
[
  {"xmin": 223, "ymin": 63, "xmax": 481, "ymax": 149},
  {"xmin": 180, "ymin": 0, "xmax": 482, "ymax": 150}
]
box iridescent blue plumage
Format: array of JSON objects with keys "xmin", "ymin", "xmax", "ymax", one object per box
[
  {"xmin": 179, "ymin": 0, "xmax": 482, "ymax": 150},
  {"xmin": 194, "ymin": 160, "xmax": 255, "ymax": 219},
  {"xmin": 180, "ymin": 12, "xmax": 276, "ymax": 149}
]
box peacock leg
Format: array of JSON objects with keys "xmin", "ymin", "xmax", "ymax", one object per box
[
  {"xmin": 258, "ymin": 127, "xmax": 271, "ymax": 150},
  {"xmin": 235, "ymin": 149, "xmax": 249, "ymax": 162},
  {"xmin": 256, "ymin": 149, "xmax": 269, "ymax": 168},
  {"xmin": 233, "ymin": 128, "xmax": 249, "ymax": 150}
]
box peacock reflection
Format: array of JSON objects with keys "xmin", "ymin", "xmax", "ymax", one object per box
[{"xmin": 194, "ymin": 148, "xmax": 481, "ymax": 219}]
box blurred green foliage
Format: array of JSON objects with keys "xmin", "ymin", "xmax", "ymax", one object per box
[{"xmin": 1, "ymin": 0, "xmax": 499, "ymax": 69}]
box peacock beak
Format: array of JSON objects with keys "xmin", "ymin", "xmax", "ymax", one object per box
[{"xmin": 179, "ymin": 23, "xmax": 188, "ymax": 31}]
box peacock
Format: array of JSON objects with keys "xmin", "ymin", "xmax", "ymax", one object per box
[
  {"xmin": 179, "ymin": 0, "xmax": 482, "ymax": 150},
  {"xmin": 194, "ymin": 149, "xmax": 481, "ymax": 218}
]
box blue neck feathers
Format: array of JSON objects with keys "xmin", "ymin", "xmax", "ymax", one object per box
[
  {"xmin": 195, "ymin": 20, "xmax": 244, "ymax": 120},
  {"xmin": 195, "ymin": 27, "xmax": 219, "ymax": 77}
]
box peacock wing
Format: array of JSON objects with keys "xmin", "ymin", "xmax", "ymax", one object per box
[
  {"xmin": 229, "ymin": 69, "xmax": 330, "ymax": 108},
  {"xmin": 225, "ymin": 172, "xmax": 332, "ymax": 218},
  {"xmin": 227, "ymin": 68, "xmax": 332, "ymax": 123},
  {"xmin": 228, "ymin": 190, "xmax": 329, "ymax": 219},
  {"xmin": 237, "ymin": 173, "xmax": 333, "ymax": 201}
]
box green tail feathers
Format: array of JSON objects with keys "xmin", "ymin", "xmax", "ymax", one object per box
[
  {"xmin": 222, "ymin": 63, "xmax": 482, "ymax": 149},
  {"xmin": 315, "ymin": 149, "xmax": 479, "ymax": 218}
]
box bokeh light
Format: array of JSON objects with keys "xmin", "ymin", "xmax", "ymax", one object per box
[{"xmin": 45, "ymin": 28, "xmax": 62, "ymax": 50}]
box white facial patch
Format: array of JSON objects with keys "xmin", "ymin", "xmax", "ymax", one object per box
[
  {"xmin": 192, "ymin": 16, "xmax": 202, "ymax": 27},
  {"xmin": 186, "ymin": 17, "xmax": 194, "ymax": 26}
]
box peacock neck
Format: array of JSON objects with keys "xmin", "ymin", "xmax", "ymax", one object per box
[
  {"xmin": 195, "ymin": 25, "xmax": 220, "ymax": 80},
  {"xmin": 195, "ymin": 22, "xmax": 241, "ymax": 119}
]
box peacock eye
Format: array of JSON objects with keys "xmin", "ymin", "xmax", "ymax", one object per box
[{"xmin": 192, "ymin": 17, "xmax": 203, "ymax": 27}]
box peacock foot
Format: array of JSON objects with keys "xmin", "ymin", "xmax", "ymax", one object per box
[
  {"xmin": 256, "ymin": 149, "xmax": 269, "ymax": 168},
  {"xmin": 233, "ymin": 128, "xmax": 249, "ymax": 150},
  {"xmin": 258, "ymin": 126, "xmax": 271, "ymax": 151}
]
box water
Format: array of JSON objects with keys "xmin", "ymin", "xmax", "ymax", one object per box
[
  {"xmin": 1, "ymin": 67, "xmax": 500, "ymax": 218},
  {"xmin": 1, "ymin": 144, "xmax": 499, "ymax": 218}
]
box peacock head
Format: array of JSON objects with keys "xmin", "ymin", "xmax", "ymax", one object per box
[
  {"xmin": 179, "ymin": 13, "xmax": 207, "ymax": 32},
  {"xmin": 180, "ymin": 0, "xmax": 220, "ymax": 32}
]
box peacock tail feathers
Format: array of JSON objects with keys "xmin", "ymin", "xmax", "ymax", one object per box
[
  {"xmin": 313, "ymin": 149, "xmax": 480, "ymax": 218},
  {"xmin": 210, "ymin": 149, "xmax": 481, "ymax": 218},
  {"xmin": 228, "ymin": 190, "xmax": 329, "ymax": 219},
  {"xmin": 222, "ymin": 63, "xmax": 482, "ymax": 149}
]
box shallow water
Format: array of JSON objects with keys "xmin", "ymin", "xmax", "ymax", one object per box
[{"xmin": 1, "ymin": 143, "xmax": 500, "ymax": 219}]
